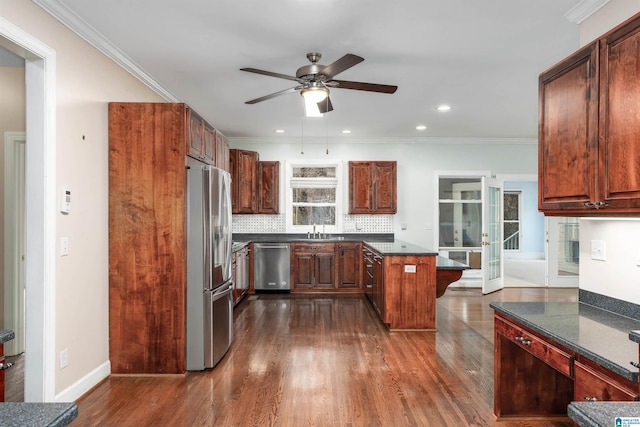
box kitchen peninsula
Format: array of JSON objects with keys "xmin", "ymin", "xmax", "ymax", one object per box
[{"xmin": 233, "ymin": 234, "xmax": 467, "ymax": 330}]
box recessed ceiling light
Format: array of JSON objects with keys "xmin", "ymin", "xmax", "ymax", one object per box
[
  {"xmin": 275, "ymin": 129, "xmax": 285, "ymax": 133},
  {"xmin": 341, "ymin": 130, "xmax": 351, "ymax": 134},
  {"xmin": 416, "ymin": 125, "xmax": 427, "ymax": 131},
  {"xmin": 436, "ymin": 104, "xmax": 452, "ymax": 112}
]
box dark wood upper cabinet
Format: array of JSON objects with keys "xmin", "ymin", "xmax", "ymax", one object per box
[
  {"xmin": 215, "ymin": 131, "xmax": 230, "ymax": 172},
  {"xmin": 230, "ymin": 149, "xmax": 279, "ymax": 214},
  {"xmin": 258, "ymin": 161, "xmax": 280, "ymax": 214},
  {"xmin": 349, "ymin": 161, "xmax": 397, "ymax": 214},
  {"xmin": 230, "ymin": 149, "xmax": 258, "ymax": 214},
  {"xmin": 539, "ymin": 12, "xmax": 640, "ymax": 215}
]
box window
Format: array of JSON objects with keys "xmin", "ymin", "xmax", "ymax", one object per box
[
  {"xmin": 286, "ymin": 161, "xmax": 342, "ymax": 232},
  {"xmin": 503, "ymin": 191, "xmax": 521, "ymax": 250}
]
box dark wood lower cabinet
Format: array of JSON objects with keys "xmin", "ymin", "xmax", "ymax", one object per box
[
  {"xmin": 337, "ymin": 242, "xmax": 361, "ymax": 289},
  {"xmin": 291, "ymin": 242, "xmax": 361, "ymax": 291},
  {"xmin": 494, "ymin": 313, "xmax": 640, "ymax": 422}
]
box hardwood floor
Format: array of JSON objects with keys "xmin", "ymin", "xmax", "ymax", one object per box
[{"xmin": 71, "ymin": 288, "xmax": 577, "ymax": 426}]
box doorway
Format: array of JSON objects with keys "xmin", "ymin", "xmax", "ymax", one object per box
[{"xmin": 1, "ymin": 19, "xmax": 57, "ymax": 402}]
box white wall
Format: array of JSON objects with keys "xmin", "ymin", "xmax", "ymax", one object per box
[
  {"xmin": 578, "ymin": 0, "xmax": 640, "ymax": 305},
  {"xmin": 1, "ymin": 0, "xmax": 164, "ymax": 398},
  {"xmin": 229, "ymin": 139, "xmax": 539, "ymax": 250}
]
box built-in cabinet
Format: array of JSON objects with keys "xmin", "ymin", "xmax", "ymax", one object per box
[
  {"xmin": 539, "ymin": 12, "xmax": 640, "ymax": 215},
  {"xmin": 232, "ymin": 243, "xmax": 250, "ymax": 305},
  {"xmin": 291, "ymin": 243, "xmax": 336, "ymax": 290},
  {"xmin": 109, "ymin": 102, "xmax": 229, "ymax": 374},
  {"xmin": 187, "ymin": 109, "xmax": 229, "ymax": 169},
  {"xmin": 336, "ymin": 242, "xmax": 362, "ymax": 289},
  {"xmin": 230, "ymin": 149, "xmax": 280, "ymax": 214},
  {"xmin": 494, "ymin": 313, "xmax": 640, "ymax": 421},
  {"xmin": 290, "ymin": 241, "xmax": 362, "ymax": 291},
  {"xmin": 349, "ymin": 161, "xmax": 397, "ymax": 214}
]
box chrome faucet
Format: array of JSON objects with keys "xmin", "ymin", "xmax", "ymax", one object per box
[{"xmin": 313, "ymin": 223, "xmax": 317, "ymax": 238}]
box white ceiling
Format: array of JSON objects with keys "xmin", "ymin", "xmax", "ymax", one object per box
[{"xmin": 36, "ymin": 0, "xmax": 586, "ymax": 140}]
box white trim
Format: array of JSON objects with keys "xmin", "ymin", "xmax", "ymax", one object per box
[
  {"xmin": 230, "ymin": 136, "xmax": 538, "ymax": 145},
  {"xmin": 4, "ymin": 132, "xmax": 26, "ymax": 357},
  {"xmin": 0, "ymin": 16, "xmax": 56, "ymax": 402},
  {"xmin": 55, "ymin": 360, "xmax": 110, "ymax": 402},
  {"xmin": 32, "ymin": 0, "xmax": 178, "ymax": 102},
  {"xmin": 564, "ymin": 0, "xmax": 610, "ymax": 24}
]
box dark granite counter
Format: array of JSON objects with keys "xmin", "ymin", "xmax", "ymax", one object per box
[
  {"xmin": 435, "ymin": 255, "xmax": 469, "ymax": 270},
  {"xmin": 0, "ymin": 330, "xmax": 15, "ymax": 345},
  {"xmin": 631, "ymin": 331, "xmax": 640, "ymax": 344},
  {"xmin": 568, "ymin": 401, "xmax": 640, "ymax": 427},
  {"xmin": 0, "ymin": 402, "xmax": 78, "ymax": 427},
  {"xmin": 490, "ymin": 301, "xmax": 640, "ymax": 382},
  {"xmin": 363, "ymin": 240, "xmax": 438, "ymax": 256}
]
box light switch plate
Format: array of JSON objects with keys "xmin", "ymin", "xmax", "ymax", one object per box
[{"xmin": 591, "ymin": 240, "xmax": 606, "ymax": 261}]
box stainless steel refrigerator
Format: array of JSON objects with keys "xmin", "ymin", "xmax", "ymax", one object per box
[{"xmin": 186, "ymin": 165, "xmax": 233, "ymax": 370}]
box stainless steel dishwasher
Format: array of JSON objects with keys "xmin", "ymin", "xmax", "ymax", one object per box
[{"xmin": 253, "ymin": 243, "xmax": 290, "ymax": 290}]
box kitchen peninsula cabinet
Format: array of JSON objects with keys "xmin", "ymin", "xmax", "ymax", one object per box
[
  {"xmin": 110, "ymin": 102, "xmax": 228, "ymax": 374},
  {"xmin": 539, "ymin": 12, "xmax": 640, "ymax": 215},
  {"xmin": 349, "ymin": 161, "xmax": 397, "ymax": 214},
  {"xmin": 291, "ymin": 242, "xmax": 335, "ymax": 290},
  {"xmin": 363, "ymin": 242, "xmax": 438, "ymax": 330}
]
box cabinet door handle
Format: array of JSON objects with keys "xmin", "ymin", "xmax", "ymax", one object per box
[
  {"xmin": 0, "ymin": 362, "xmax": 14, "ymax": 370},
  {"xmin": 584, "ymin": 202, "xmax": 595, "ymax": 207},
  {"xmin": 631, "ymin": 361, "xmax": 640, "ymax": 368},
  {"xmin": 583, "ymin": 396, "xmax": 598, "ymax": 402},
  {"xmin": 514, "ymin": 336, "xmax": 531, "ymax": 346}
]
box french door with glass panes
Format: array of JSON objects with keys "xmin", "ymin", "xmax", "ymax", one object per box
[{"xmin": 437, "ymin": 175, "xmax": 503, "ymax": 293}]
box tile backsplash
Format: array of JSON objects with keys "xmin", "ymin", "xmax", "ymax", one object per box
[{"xmin": 232, "ymin": 214, "xmax": 394, "ymax": 234}]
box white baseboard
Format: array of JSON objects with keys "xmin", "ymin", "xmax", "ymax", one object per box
[{"xmin": 55, "ymin": 360, "xmax": 110, "ymax": 402}]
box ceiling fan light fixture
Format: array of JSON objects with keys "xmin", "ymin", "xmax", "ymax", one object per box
[{"xmin": 301, "ymin": 86, "xmax": 328, "ymax": 117}]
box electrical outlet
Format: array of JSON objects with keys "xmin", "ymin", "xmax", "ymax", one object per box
[{"xmin": 60, "ymin": 348, "xmax": 68, "ymax": 369}]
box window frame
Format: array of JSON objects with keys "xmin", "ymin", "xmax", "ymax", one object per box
[{"xmin": 285, "ymin": 159, "xmax": 344, "ymax": 233}]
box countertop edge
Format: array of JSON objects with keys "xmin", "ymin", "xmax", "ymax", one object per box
[
  {"xmin": 490, "ymin": 302, "xmax": 640, "ymax": 383},
  {"xmin": 0, "ymin": 402, "xmax": 78, "ymax": 427},
  {"xmin": 0, "ymin": 329, "xmax": 15, "ymax": 344},
  {"xmin": 568, "ymin": 402, "xmax": 640, "ymax": 427}
]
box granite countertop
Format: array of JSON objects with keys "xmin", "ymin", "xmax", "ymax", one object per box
[
  {"xmin": 0, "ymin": 402, "xmax": 78, "ymax": 427},
  {"xmin": 490, "ymin": 301, "xmax": 640, "ymax": 382},
  {"xmin": 435, "ymin": 255, "xmax": 469, "ymax": 270},
  {"xmin": 568, "ymin": 401, "xmax": 640, "ymax": 427},
  {"xmin": 0, "ymin": 330, "xmax": 15, "ymax": 344},
  {"xmin": 363, "ymin": 240, "xmax": 439, "ymax": 256}
]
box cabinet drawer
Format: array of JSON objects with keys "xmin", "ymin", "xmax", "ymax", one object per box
[
  {"xmin": 574, "ymin": 361, "xmax": 639, "ymax": 402},
  {"xmin": 495, "ymin": 316, "xmax": 573, "ymax": 378}
]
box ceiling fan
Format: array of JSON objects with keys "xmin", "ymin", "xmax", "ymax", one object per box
[{"xmin": 241, "ymin": 52, "xmax": 398, "ymax": 116}]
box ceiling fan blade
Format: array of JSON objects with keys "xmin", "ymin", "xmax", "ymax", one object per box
[
  {"xmin": 318, "ymin": 97, "xmax": 333, "ymax": 114},
  {"xmin": 332, "ymin": 79, "xmax": 398, "ymax": 94},
  {"xmin": 320, "ymin": 54, "xmax": 364, "ymax": 79},
  {"xmin": 245, "ymin": 87, "xmax": 299, "ymax": 104},
  {"xmin": 240, "ymin": 67, "xmax": 299, "ymax": 82}
]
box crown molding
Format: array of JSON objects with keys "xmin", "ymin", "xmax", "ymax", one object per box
[
  {"xmin": 228, "ymin": 136, "xmax": 538, "ymax": 145},
  {"xmin": 564, "ymin": 0, "xmax": 610, "ymax": 24},
  {"xmin": 32, "ymin": 0, "xmax": 179, "ymax": 101}
]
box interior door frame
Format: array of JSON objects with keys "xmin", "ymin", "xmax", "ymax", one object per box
[
  {"xmin": 1, "ymin": 17, "xmax": 57, "ymax": 402},
  {"xmin": 4, "ymin": 131, "xmax": 26, "ymax": 357}
]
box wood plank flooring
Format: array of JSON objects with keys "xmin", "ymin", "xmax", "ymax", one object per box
[{"xmin": 70, "ymin": 288, "xmax": 577, "ymax": 426}]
